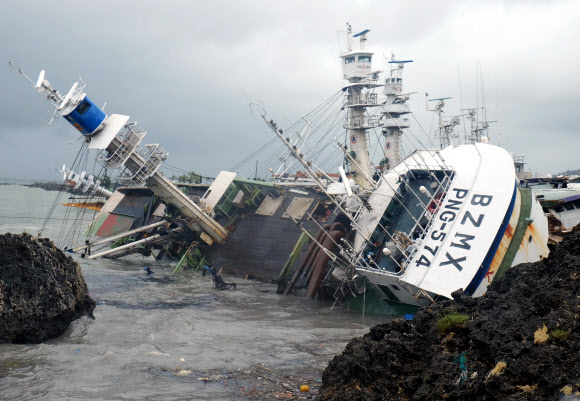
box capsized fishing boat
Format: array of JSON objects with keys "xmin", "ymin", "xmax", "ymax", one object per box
[
  {"xmin": 10, "ymin": 24, "xmax": 551, "ymax": 310},
  {"xmin": 347, "ymin": 144, "xmax": 550, "ymax": 306},
  {"xmin": 257, "ymin": 25, "xmax": 550, "ymax": 308},
  {"xmin": 10, "ymin": 62, "xmax": 342, "ymax": 286}
]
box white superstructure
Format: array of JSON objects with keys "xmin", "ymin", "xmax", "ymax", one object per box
[
  {"xmin": 381, "ymin": 54, "xmax": 413, "ymax": 168},
  {"xmin": 340, "ymin": 25, "xmax": 382, "ymax": 190}
]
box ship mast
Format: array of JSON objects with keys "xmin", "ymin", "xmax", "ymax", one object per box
[
  {"xmin": 340, "ymin": 25, "xmax": 382, "ymax": 190},
  {"xmin": 427, "ymin": 96, "xmax": 460, "ymax": 148},
  {"xmin": 254, "ymin": 108, "xmax": 364, "ymax": 232},
  {"xmin": 382, "ymin": 54, "xmax": 413, "ymax": 169},
  {"xmin": 463, "ymin": 107, "xmax": 495, "ymax": 144},
  {"xmin": 13, "ymin": 65, "xmax": 229, "ymax": 245}
]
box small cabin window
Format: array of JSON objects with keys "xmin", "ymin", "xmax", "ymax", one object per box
[
  {"xmin": 564, "ymin": 202, "xmax": 575, "ymax": 211},
  {"xmin": 358, "ymin": 55, "xmax": 371, "ymax": 63},
  {"xmin": 76, "ymin": 99, "xmax": 91, "ymax": 115},
  {"xmin": 553, "ymin": 205, "xmax": 564, "ymax": 213},
  {"xmin": 345, "ymin": 56, "xmax": 355, "ymax": 64},
  {"xmin": 392, "ymin": 78, "xmax": 397, "ymax": 83},
  {"xmin": 203, "ymin": 189, "xmax": 212, "ymax": 199},
  {"xmin": 397, "ymin": 78, "xmax": 402, "ymax": 83}
]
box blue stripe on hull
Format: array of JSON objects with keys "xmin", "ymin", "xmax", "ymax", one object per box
[{"xmin": 464, "ymin": 182, "xmax": 518, "ymax": 296}]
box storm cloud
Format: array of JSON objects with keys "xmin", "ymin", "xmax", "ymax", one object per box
[{"xmin": 1, "ymin": 0, "xmax": 578, "ymax": 179}]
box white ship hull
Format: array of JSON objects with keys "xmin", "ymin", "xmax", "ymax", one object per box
[{"xmin": 353, "ymin": 143, "xmax": 550, "ymax": 306}]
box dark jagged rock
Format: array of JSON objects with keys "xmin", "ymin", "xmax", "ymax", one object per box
[
  {"xmin": 0, "ymin": 233, "xmax": 95, "ymax": 343},
  {"xmin": 319, "ymin": 228, "xmax": 580, "ymax": 401}
]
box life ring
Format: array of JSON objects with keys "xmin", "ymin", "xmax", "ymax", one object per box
[
  {"xmin": 428, "ymin": 192, "xmax": 446, "ymax": 214},
  {"xmin": 351, "ymin": 135, "xmax": 357, "ymax": 144}
]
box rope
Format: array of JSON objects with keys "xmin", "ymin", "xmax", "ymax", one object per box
[
  {"xmin": 39, "ymin": 142, "xmax": 87, "ymax": 237},
  {"xmin": 232, "ymin": 90, "xmax": 345, "ymax": 178}
]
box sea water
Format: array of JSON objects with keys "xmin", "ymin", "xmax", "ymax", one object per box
[{"xmin": 0, "ymin": 183, "xmax": 390, "ymax": 400}]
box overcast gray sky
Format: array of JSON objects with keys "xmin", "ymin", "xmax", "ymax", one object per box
[{"xmin": 1, "ymin": 0, "xmax": 578, "ymax": 180}]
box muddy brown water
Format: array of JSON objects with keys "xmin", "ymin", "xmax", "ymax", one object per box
[{"xmin": 0, "ymin": 183, "xmax": 389, "ymax": 400}]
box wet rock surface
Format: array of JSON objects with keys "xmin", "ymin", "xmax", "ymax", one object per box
[
  {"xmin": 319, "ymin": 228, "xmax": 580, "ymax": 400},
  {"xmin": 0, "ymin": 233, "xmax": 95, "ymax": 343}
]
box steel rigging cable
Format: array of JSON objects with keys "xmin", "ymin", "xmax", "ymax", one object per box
[{"xmin": 39, "ymin": 142, "xmax": 87, "ymax": 237}]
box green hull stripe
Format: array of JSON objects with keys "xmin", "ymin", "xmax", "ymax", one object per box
[
  {"xmin": 495, "ymin": 188, "xmax": 532, "ymax": 280},
  {"xmin": 278, "ymin": 231, "xmax": 309, "ymax": 281},
  {"xmin": 348, "ymin": 283, "xmax": 420, "ymax": 316}
]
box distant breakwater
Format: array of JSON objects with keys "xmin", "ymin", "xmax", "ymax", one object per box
[{"xmin": 24, "ymin": 182, "xmax": 67, "ymax": 192}]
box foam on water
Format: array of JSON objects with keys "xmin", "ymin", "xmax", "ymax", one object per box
[{"xmin": 0, "ymin": 185, "xmax": 392, "ymax": 400}]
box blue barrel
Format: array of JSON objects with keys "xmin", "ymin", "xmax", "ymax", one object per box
[{"xmin": 63, "ymin": 96, "xmax": 106, "ymax": 135}]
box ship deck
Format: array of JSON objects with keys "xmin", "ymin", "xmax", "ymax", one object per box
[{"xmin": 364, "ymin": 170, "xmax": 451, "ymax": 273}]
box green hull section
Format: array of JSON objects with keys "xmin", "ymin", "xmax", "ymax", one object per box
[{"xmin": 348, "ymin": 284, "xmax": 420, "ymax": 316}]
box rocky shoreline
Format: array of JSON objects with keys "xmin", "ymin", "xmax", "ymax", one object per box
[
  {"xmin": 0, "ymin": 233, "xmax": 95, "ymax": 343},
  {"xmin": 318, "ymin": 228, "xmax": 580, "ymax": 400}
]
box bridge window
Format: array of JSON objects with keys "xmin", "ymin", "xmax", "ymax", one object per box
[
  {"xmin": 358, "ymin": 56, "xmax": 371, "ymax": 63},
  {"xmin": 76, "ymin": 99, "xmax": 91, "ymax": 115},
  {"xmin": 345, "ymin": 57, "xmax": 355, "ymax": 64}
]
